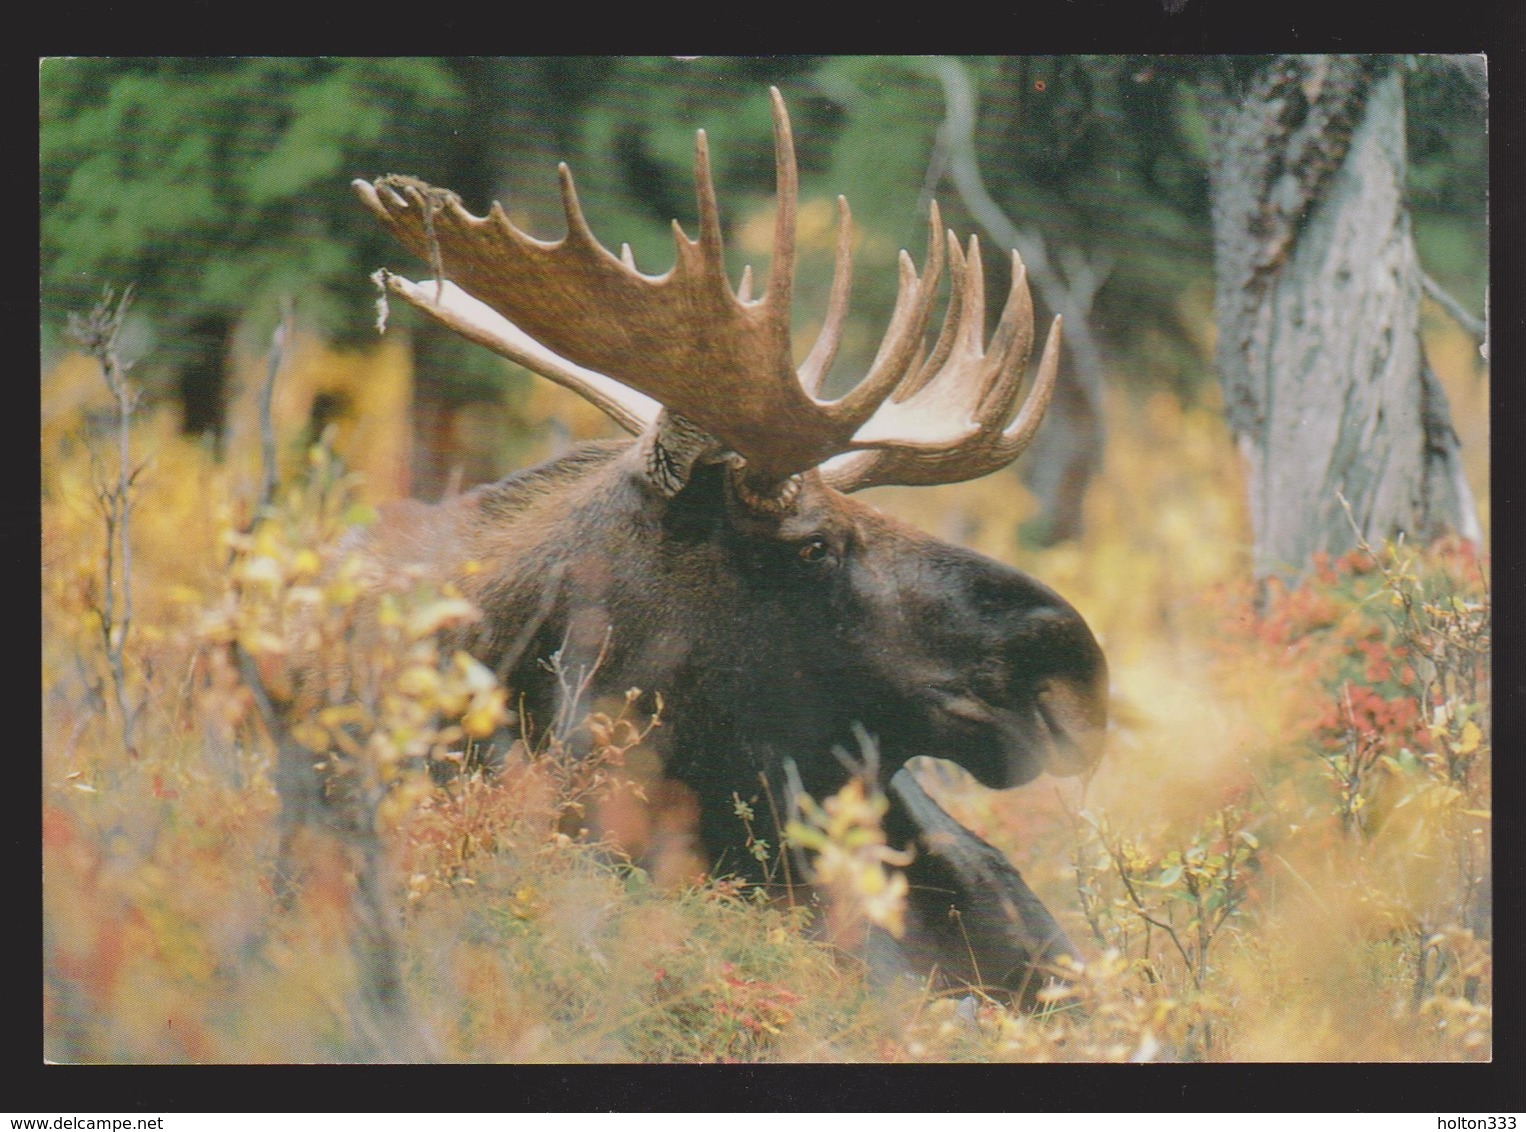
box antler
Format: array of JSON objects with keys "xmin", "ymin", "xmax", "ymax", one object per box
[
  {"xmin": 821, "ymin": 244, "xmax": 1063, "ymax": 494},
  {"xmin": 355, "ymin": 86, "xmax": 1057, "ymax": 492}
]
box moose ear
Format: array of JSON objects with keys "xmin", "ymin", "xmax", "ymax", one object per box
[
  {"xmin": 639, "ymin": 411, "xmax": 726, "ymax": 499},
  {"xmin": 640, "ymin": 412, "xmax": 803, "ymax": 518}
]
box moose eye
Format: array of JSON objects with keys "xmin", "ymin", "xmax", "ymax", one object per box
[{"xmin": 796, "ymin": 536, "xmax": 833, "ymax": 567}]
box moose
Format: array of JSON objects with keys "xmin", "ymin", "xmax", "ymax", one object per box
[{"xmin": 348, "ymin": 89, "xmax": 1108, "ymax": 997}]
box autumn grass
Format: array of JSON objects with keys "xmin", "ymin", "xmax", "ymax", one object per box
[{"xmin": 42, "ymin": 323, "xmax": 1490, "ymax": 1062}]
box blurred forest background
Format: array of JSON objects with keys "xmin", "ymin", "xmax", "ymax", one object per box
[
  {"xmin": 40, "ymin": 56, "xmax": 1487, "ymax": 517},
  {"xmin": 41, "ymin": 56, "xmax": 1492, "ymax": 1062}
]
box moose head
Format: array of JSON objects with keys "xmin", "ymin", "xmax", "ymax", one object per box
[{"xmin": 352, "ymin": 88, "xmax": 1107, "ymax": 994}]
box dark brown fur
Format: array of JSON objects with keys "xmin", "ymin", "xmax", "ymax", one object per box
[{"xmin": 357, "ymin": 434, "xmax": 1107, "ymax": 995}]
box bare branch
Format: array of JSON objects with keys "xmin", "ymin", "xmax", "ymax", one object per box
[
  {"xmin": 925, "ymin": 57, "xmax": 1111, "ymax": 403},
  {"xmin": 1421, "ymin": 270, "xmax": 1487, "ymax": 348},
  {"xmin": 67, "ymin": 285, "xmax": 143, "ymax": 756},
  {"xmin": 259, "ymin": 298, "xmax": 295, "ymax": 509},
  {"xmin": 923, "ymin": 57, "xmax": 1111, "ymax": 543}
]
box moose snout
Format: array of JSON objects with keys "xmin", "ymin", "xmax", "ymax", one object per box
[
  {"xmin": 908, "ymin": 581, "xmax": 1108, "ymax": 790},
  {"xmin": 1009, "ymin": 599, "xmax": 1108, "ymax": 776},
  {"xmin": 1035, "ymin": 675, "xmax": 1107, "ymax": 776}
]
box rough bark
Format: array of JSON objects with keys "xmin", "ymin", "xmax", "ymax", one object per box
[{"xmin": 1205, "ymin": 56, "xmax": 1478, "ymax": 580}]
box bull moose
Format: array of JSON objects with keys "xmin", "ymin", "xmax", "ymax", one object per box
[{"xmin": 348, "ymin": 89, "xmax": 1108, "ymax": 996}]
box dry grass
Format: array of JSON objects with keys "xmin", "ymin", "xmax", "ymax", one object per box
[{"xmin": 41, "ymin": 320, "xmax": 1490, "ymax": 1063}]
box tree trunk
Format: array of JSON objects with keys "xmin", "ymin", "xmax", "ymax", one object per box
[
  {"xmin": 1017, "ymin": 352, "xmax": 1104, "ymax": 546},
  {"xmin": 1205, "ymin": 56, "xmax": 1478, "ymax": 581}
]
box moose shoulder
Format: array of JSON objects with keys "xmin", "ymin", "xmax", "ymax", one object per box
[{"xmin": 351, "ymin": 89, "xmax": 1107, "ymax": 996}]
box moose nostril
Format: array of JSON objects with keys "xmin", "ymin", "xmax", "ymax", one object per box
[
  {"xmin": 1036, "ymin": 680, "xmax": 1108, "ymax": 774},
  {"xmin": 1038, "ymin": 676, "xmax": 1106, "ymax": 734}
]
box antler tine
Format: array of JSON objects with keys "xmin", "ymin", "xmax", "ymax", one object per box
[
  {"xmin": 796, "ymin": 194, "xmax": 853, "ymax": 397},
  {"xmin": 818, "ymin": 234, "xmax": 1063, "ymax": 494},
  {"xmin": 820, "ymin": 201, "xmax": 947, "ymax": 428},
  {"xmin": 975, "ymin": 250, "xmax": 1037, "ymax": 420},
  {"xmin": 370, "ymin": 267, "xmax": 662, "ymax": 435},
  {"xmin": 991, "ymin": 312, "xmax": 1062, "ymax": 459},
  {"xmin": 890, "ymin": 206, "xmax": 956, "ymax": 402},
  {"xmin": 556, "ymin": 161, "xmax": 604, "ymax": 255},
  {"xmin": 891, "ymin": 221, "xmax": 966, "ymax": 404},
  {"xmin": 688, "ymin": 127, "xmax": 732, "ymax": 294},
  {"xmin": 936, "ymin": 235, "xmax": 1001, "ymax": 420},
  {"xmin": 764, "ymin": 86, "xmax": 797, "ymax": 316},
  {"xmin": 950, "ymin": 233, "xmax": 987, "ymax": 372}
]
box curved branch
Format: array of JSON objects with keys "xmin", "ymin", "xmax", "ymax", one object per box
[
  {"xmin": 926, "ymin": 57, "xmax": 1110, "ymax": 407},
  {"xmin": 924, "ymin": 58, "xmax": 1111, "ymax": 542},
  {"xmin": 1421, "ymin": 270, "xmax": 1487, "ymax": 348}
]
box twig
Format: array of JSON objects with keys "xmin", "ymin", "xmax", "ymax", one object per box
[
  {"xmin": 1420, "ymin": 271, "xmax": 1487, "ymax": 348},
  {"xmin": 1108, "ymin": 837, "xmax": 1196, "ymax": 978},
  {"xmin": 915, "ymin": 120, "xmax": 952, "ymax": 220},
  {"xmin": 259, "ymin": 298, "xmax": 295, "ymax": 510},
  {"xmin": 68, "ymin": 285, "xmax": 144, "ymax": 756},
  {"xmin": 1056, "ymin": 792, "xmax": 1114, "ymax": 950},
  {"xmin": 947, "ymin": 907, "xmax": 985, "ymax": 993},
  {"xmin": 547, "ymin": 625, "xmax": 615, "ymax": 742},
  {"xmin": 756, "ymin": 770, "xmax": 797, "ymax": 906}
]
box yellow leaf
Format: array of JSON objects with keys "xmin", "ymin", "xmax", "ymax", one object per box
[
  {"xmin": 237, "ymin": 628, "xmax": 288, "ymax": 656},
  {"xmin": 318, "ymin": 703, "xmax": 371, "ymax": 730},
  {"xmin": 251, "ymin": 520, "xmax": 285, "ymax": 559},
  {"xmin": 377, "ymin": 594, "xmax": 403, "ymax": 628},
  {"xmin": 290, "ymin": 548, "xmax": 322, "ymax": 579},
  {"xmin": 291, "ymin": 721, "xmax": 329, "ymax": 753},
  {"xmin": 1453, "ymin": 720, "xmax": 1482, "ymax": 756},
  {"xmin": 237, "ymin": 555, "xmax": 283, "ymax": 589},
  {"xmin": 395, "ymin": 664, "xmax": 441, "ymax": 698},
  {"xmin": 450, "ymin": 650, "xmax": 498, "ymax": 693},
  {"xmin": 462, "ymin": 689, "xmax": 508, "ymax": 738},
  {"xmin": 327, "ymin": 577, "xmax": 362, "ymax": 607},
  {"xmin": 407, "ymin": 598, "xmax": 479, "ymax": 640}
]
